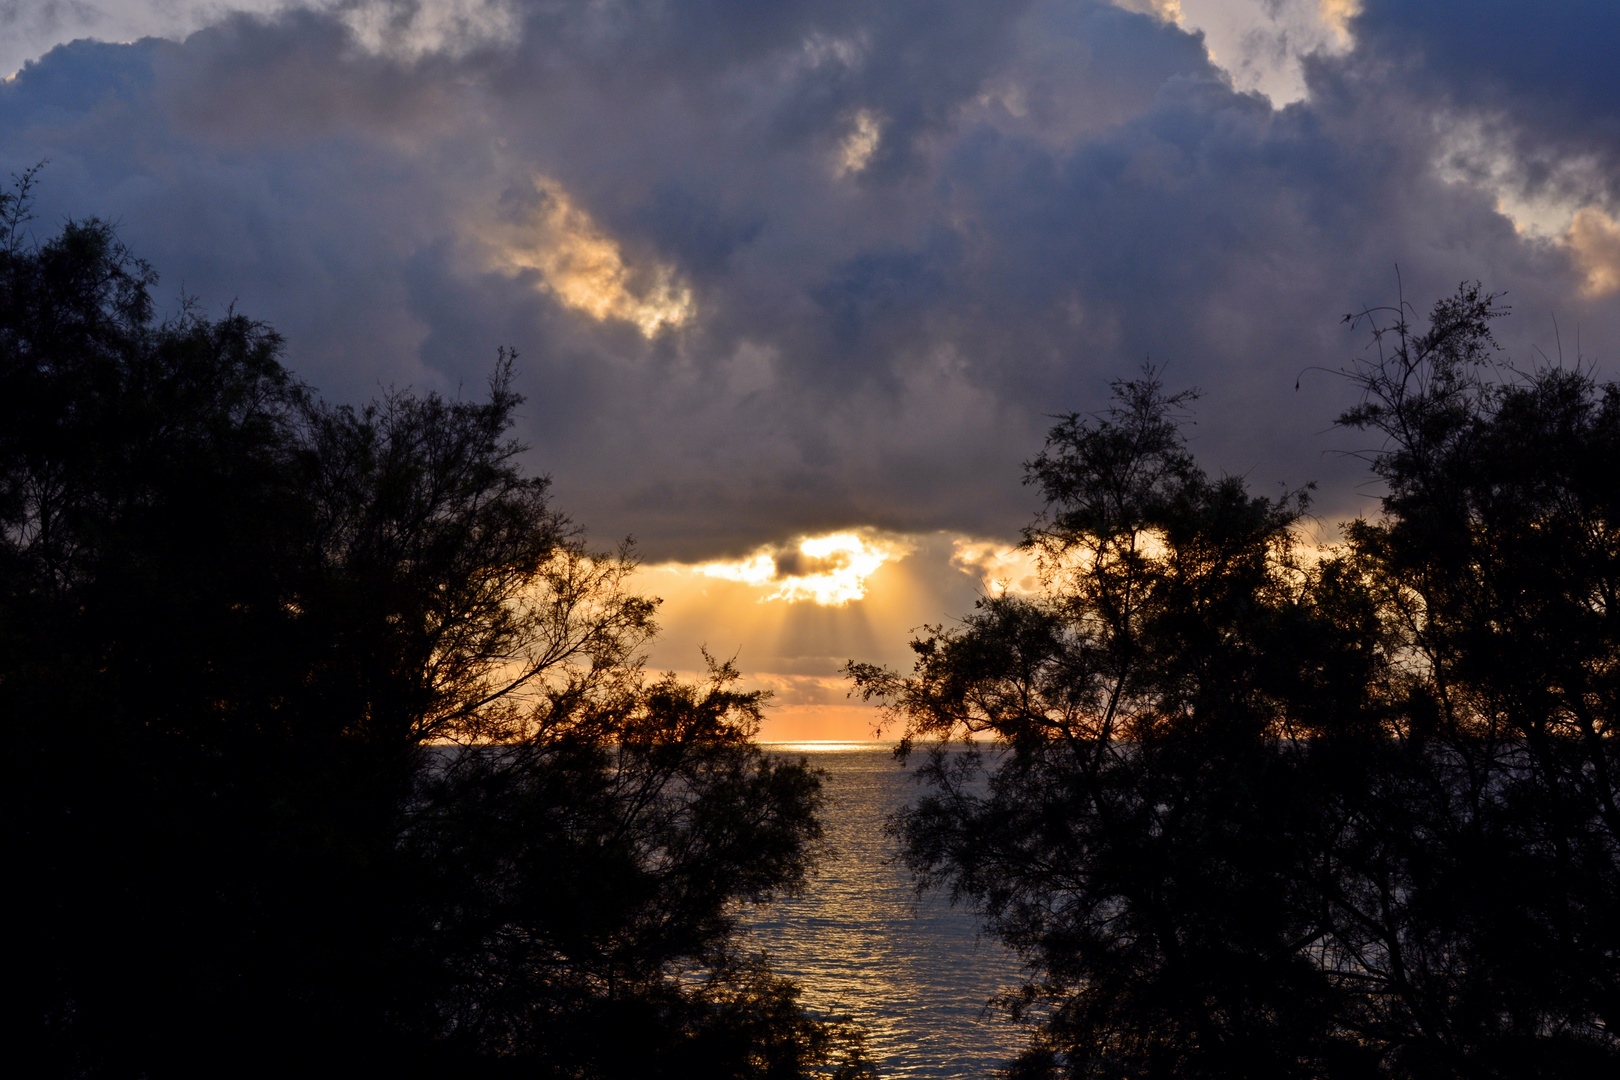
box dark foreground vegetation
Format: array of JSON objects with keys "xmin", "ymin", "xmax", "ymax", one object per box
[
  {"xmin": 3, "ymin": 180, "xmax": 873, "ymax": 1077},
  {"xmin": 11, "ymin": 172, "xmax": 1618, "ymax": 1080},
  {"xmin": 852, "ymin": 289, "xmax": 1620, "ymax": 1077}
]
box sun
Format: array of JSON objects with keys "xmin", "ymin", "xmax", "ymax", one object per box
[{"xmin": 690, "ymin": 530, "xmax": 915, "ymax": 607}]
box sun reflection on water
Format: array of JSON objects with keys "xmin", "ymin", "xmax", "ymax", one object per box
[
  {"xmin": 760, "ymin": 740, "xmax": 892, "ymax": 754},
  {"xmin": 744, "ymin": 743, "xmax": 1026, "ymax": 1078}
]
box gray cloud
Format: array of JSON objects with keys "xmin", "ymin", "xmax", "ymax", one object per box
[
  {"xmin": 1353, "ymin": 1, "xmax": 1620, "ymax": 178},
  {"xmin": 3, "ymin": 0, "xmax": 1615, "ymax": 561}
]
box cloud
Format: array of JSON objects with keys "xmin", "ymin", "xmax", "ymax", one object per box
[
  {"xmin": 1109, "ymin": 0, "xmax": 1182, "ymax": 25},
  {"xmin": 1352, "ymin": 0, "xmax": 1620, "ymax": 203},
  {"xmin": 638, "ymin": 529, "xmax": 1021, "ymax": 736},
  {"xmin": 481, "ymin": 175, "xmax": 695, "ymax": 336},
  {"xmin": 1106, "ymin": 0, "xmax": 1361, "ymax": 105},
  {"xmin": 337, "ymin": 0, "xmax": 521, "ymax": 61},
  {"xmin": 835, "ymin": 108, "xmax": 883, "ymax": 176},
  {"xmin": 0, "ymin": 0, "xmax": 1615, "ymax": 575},
  {"xmin": 0, "ymin": 1, "xmax": 525, "ymax": 78},
  {"xmin": 1318, "ymin": 0, "xmax": 1360, "ymax": 46},
  {"xmin": 949, "ymin": 538, "xmax": 1042, "ymax": 597},
  {"xmin": 1568, "ymin": 207, "xmax": 1620, "ymax": 298},
  {"xmin": 688, "ymin": 531, "xmax": 916, "ymax": 606},
  {"xmin": 7, "ymin": 1, "xmax": 1613, "ymax": 740}
]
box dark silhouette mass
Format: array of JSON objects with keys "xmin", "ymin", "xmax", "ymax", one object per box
[
  {"xmin": 852, "ymin": 290, "xmax": 1620, "ymax": 1077},
  {"xmin": 2, "ymin": 177, "xmax": 872, "ymax": 1078},
  {"xmin": 9, "ymin": 163, "xmax": 1620, "ymax": 1080}
]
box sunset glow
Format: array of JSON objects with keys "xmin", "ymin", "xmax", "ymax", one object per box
[
  {"xmin": 691, "ymin": 531, "xmax": 914, "ymax": 606},
  {"xmin": 948, "ymin": 537, "xmax": 1042, "ymax": 596},
  {"xmin": 10, "ymin": 1, "xmax": 1619, "ymax": 1074},
  {"xmin": 641, "ymin": 530, "xmax": 1017, "ymax": 739}
]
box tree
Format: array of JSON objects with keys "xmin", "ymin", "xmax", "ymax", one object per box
[
  {"xmin": 850, "ymin": 289, "xmax": 1620, "ymax": 1077},
  {"xmin": 1325, "ymin": 287, "xmax": 1620, "ymax": 1076},
  {"xmin": 852, "ymin": 370, "xmax": 1382, "ymax": 1078},
  {"xmin": 2, "ymin": 178, "xmax": 871, "ymax": 1078}
]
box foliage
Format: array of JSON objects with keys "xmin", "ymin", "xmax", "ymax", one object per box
[
  {"xmin": 2, "ymin": 180, "xmax": 870, "ymax": 1078},
  {"xmin": 850, "ymin": 289, "xmax": 1620, "ymax": 1078},
  {"xmin": 1328, "ymin": 288, "xmax": 1620, "ymax": 1076}
]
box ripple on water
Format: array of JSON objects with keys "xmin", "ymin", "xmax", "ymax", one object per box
[{"xmin": 744, "ymin": 744, "xmax": 1027, "ymax": 1079}]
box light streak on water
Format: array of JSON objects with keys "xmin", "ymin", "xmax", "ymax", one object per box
[{"xmin": 746, "ymin": 743, "xmax": 1027, "ymax": 1078}]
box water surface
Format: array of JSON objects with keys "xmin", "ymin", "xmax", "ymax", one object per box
[{"xmin": 744, "ymin": 742, "xmax": 1026, "ymax": 1078}]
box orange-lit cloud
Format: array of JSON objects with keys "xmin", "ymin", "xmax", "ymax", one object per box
[
  {"xmin": 836, "ymin": 109, "xmax": 884, "ymax": 176},
  {"xmin": 690, "ymin": 531, "xmax": 915, "ymax": 606},
  {"xmin": 639, "ymin": 530, "xmax": 1032, "ymax": 740},
  {"xmin": 17, "ymin": 0, "xmax": 1618, "ymax": 728},
  {"xmin": 1319, "ymin": 0, "xmax": 1362, "ymax": 47},
  {"xmin": 1567, "ymin": 206, "xmax": 1620, "ymax": 297},
  {"xmin": 637, "ymin": 522, "xmax": 1364, "ymax": 741},
  {"xmin": 1426, "ymin": 116, "xmax": 1619, "ymax": 298},
  {"xmin": 1438, "ymin": 124, "xmax": 1620, "ymax": 299},
  {"xmin": 948, "ymin": 537, "xmax": 1041, "ymax": 596},
  {"xmin": 482, "ymin": 176, "xmax": 694, "ymax": 336}
]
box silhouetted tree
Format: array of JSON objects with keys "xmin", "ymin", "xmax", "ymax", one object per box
[
  {"xmin": 2, "ymin": 176, "xmax": 871, "ymax": 1079},
  {"xmin": 850, "ymin": 288, "xmax": 1620, "ymax": 1078},
  {"xmin": 853, "ymin": 372, "xmax": 1383, "ymax": 1078},
  {"xmin": 1323, "ymin": 287, "xmax": 1620, "ymax": 1076}
]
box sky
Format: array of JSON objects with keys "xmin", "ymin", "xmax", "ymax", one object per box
[{"xmin": 4, "ymin": 0, "xmax": 1617, "ymax": 737}]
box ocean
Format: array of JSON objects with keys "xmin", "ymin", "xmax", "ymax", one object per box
[{"xmin": 744, "ymin": 743, "xmax": 1027, "ymax": 1079}]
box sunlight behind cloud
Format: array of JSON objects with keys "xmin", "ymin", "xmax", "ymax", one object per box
[
  {"xmin": 836, "ymin": 110, "xmax": 884, "ymax": 176},
  {"xmin": 949, "ymin": 538, "xmax": 1041, "ymax": 596},
  {"xmin": 640, "ymin": 530, "xmax": 1004, "ymax": 739},
  {"xmin": 1111, "ymin": 0, "xmax": 1360, "ymax": 105},
  {"xmin": 1435, "ymin": 117, "xmax": 1607, "ymax": 239},
  {"xmin": 1567, "ymin": 207, "xmax": 1620, "ymax": 298},
  {"xmin": 1318, "ymin": 0, "xmax": 1362, "ymax": 47},
  {"xmin": 692, "ymin": 531, "xmax": 915, "ymax": 606},
  {"xmin": 485, "ymin": 176, "xmax": 694, "ymax": 337},
  {"xmin": 1432, "ymin": 116, "xmax": 1619, "ymax": 296}
]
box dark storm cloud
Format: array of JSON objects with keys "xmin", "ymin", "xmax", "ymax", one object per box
[
  {"xmin": 1353, "ymin": 0, "xmax": 1620, "ymax": 184},
  {"xmin": 2, "ymin": 0, "xmax": 1616, "ymax": 560}
]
